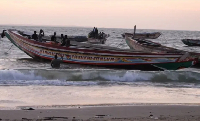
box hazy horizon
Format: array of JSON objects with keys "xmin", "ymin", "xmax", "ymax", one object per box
[{"xmin": 1, "ymin": 0, "xmax": 200, "ymax": 31}]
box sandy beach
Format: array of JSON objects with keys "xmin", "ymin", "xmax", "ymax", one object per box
[{"xmin": 0, "ymin": 105, "xmax": 200, "ymax": 121}]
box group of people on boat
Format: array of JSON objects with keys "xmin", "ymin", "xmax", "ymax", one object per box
[
  {"xmin": 88, "ymin": 27, "xmax": 106, "ymax": 39},
  {"xmin": 31, "ymin": 30, "xmax": 71, "ymax": 47}
]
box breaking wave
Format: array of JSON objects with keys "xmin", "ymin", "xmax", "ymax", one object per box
[{"xmin": 0, "ymin": 69, "xmax": 200, "ymax": 87}]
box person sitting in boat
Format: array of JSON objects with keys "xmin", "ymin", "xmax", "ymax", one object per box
[
  {"xmin": 61, "ymin": 34, "xmax": 64, "ymax": 40},
  {"xmin": 66, "ymin": 35, "xmax": 71, "ymax": 47},
  {"xmin": 32, "ymin": 31, "xmax": 38, "ymax": 41},
  {"xmin": 99, "ymin": 32, "xmax": 104, "ymax": 39},
  {"xmin": 60, "ymin": 35, "xmax": 67, "ymax": 46},
  {"xmin": 51, "ymin": 32, "xmax": 58, "ymax": 43},
  {"xmin": 51, "ymin": 54, "xmax": 63, "ymax": 69},
  {"xmin": 38, "ymin": 29, "xmax": 44, "ymax": 42}
]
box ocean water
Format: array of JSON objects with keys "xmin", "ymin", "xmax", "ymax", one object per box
[{"xmin": 0, "ymin": 26, "xmax": 200, "ymax": 109}]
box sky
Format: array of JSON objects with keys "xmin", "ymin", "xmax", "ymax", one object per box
[{"xmin": 0, "ymin": 0, "xmax": 200, "ymax": 31}]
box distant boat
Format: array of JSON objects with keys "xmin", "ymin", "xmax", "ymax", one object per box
[
  {"xmin": 88, "ymin": 31, "xmax": 110, "ymax": 44},
  {"xmin": 121, "ymin": 32, "xmax": 161, "ymax": 39},
  {"xmin": 181, "ymin": 39, "xmax": 200, "ymax": 46},
  {"xmin": 4, "ymin": 29, "xmax": 197, "ymax": 70}
]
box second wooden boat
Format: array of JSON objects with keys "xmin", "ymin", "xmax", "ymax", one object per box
[{"xmin": 125, "ymin": 33, "xmax": 200, "ymax": 66}]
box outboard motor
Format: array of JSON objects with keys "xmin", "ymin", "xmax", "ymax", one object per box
[{"xmin": 1, "ymin": 30, "xmax": 6, "ymax": 38}]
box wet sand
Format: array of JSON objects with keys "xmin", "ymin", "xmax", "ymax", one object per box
[{"xmin": 0, "ymin": 105, "xmax": 200, "ymax": 121}]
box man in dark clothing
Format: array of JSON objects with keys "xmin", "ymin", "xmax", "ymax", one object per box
[
  {"xmin": 95, "ymin": 28, "xmax": 98, "ymax": 38},
  {"xmin": 51, "ymin": 54, "xmax": 63, "ymax": 68},
  {"xmin": 38, "ymin": 29, "xmax": 44, "ymax": 42},
  {"xmin": 61, "ymin": 34, "xmax": 64, "ymax": 40},
  {"xmin": 32, "ymin": 31, "xmax": 38, "ymax": 41},
  {"xmin": 60, "ymin": 35, "xmax": 67, "ymax": 46},
  {"xmin": 66, "ymin": 35, "xmax": 70, "ymax": 47},
  {"xmin": 1, "ymin": 30, "xmax": 6, "ymax": 38},
  {"xmin": 51, "ymin": 32, "xmax": 58, "ymax": 43}
]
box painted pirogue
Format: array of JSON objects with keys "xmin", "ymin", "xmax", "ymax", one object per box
[
  {"xmin": 5, "ymin": 29, "xmax": 197, "ymax": 70},
  {"xmin": 125, "ymin": 33, "xmax": 200, "ymax": 66}
]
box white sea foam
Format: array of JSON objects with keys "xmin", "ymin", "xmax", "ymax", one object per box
[{"xmin": 0, "ymin": 69, "xmax": 199, "ymax": 87}]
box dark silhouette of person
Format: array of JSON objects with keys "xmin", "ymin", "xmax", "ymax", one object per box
[
  {"xmin": 1, "ymin": 30, "xmax": 6, "ymax": 38},
  {"xmin": 38, "ymin": 29, "xmax": 44, "ymax": 42},
  {"xmin": 32, "ymin": 31, "xmax": 38, "ymax": 41},
  {"xmin": 51, "ymin": 54, "xmax": 63, "ymax": 68},
  {"xmin": 66, "ymin": 35, "xmax": 71, "ymax": 47},
  {"xmin": 95, "ymin": 28, "xmax": 98, "ymax": 38},
  {"xmin": 99, "ymin": 32, "xmax": 103, "ymax": 39},
  {"xmin": 60, "ymin": 35, "xmax": 67, "ymax": 46},
  {"xmin": 93, "ymin": 27, "xmax": 96, "ymax": 33},
  {"xmin": 91, "ymin": 27, "xmax": 96, "ymax": 38},
  {"xmin": 51, "ymin": 32, "xmax": 58, "ymax": 43},
  {"xmin": 61, "ymin": 34, "xmax": 64, "ymax": 40}
]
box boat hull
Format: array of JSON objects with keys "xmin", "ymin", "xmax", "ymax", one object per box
[
  {"xmin": 125, "ymin": 36, "xmax": 182, "ymax": 54},
  {"xmin": 5, "ymin": 30, "xmax": 196, "ymax": 70},
  {"xmin": 88, "ymin": 38, "xmax": 106, "ymax": 44},
  {"xmin": 182, "ymin": 39, "xmax": 200, "ymax": 46},
  {"xmin": 125, "ymin": 34, "xmax": 200, "ymax": 66}
]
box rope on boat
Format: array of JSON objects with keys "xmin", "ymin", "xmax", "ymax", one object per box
[{"xmin": 4, "ymin": 45, "xmax": 13, "ymax": 54}]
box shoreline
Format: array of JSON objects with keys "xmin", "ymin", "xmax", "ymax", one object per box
[
  {"xmin": 1, "ymin": 102, "xmax": 200, "ymax": 110},
  {"xmin": 0, "ymin": 105, "xmax": 200, "ymax": 121}
]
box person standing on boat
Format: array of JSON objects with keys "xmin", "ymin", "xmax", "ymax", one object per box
[
  {"xmin": 38, "ymin": 29, "xmax": 44, "ymax": 42},
  {"xmin": 51, "ymin": 32, "xmax": 58, "ymax": 43},
  {"xmin": 32, "ymin": 31, "xmax": 38, "ymax": 41},
  {"xmin": 92, "ymin": 27, "xmax": 96, "ymax": 38},
  {"xmin": 51, "ymin": 54, "xmax": 63, "ymax": 68},
  {"xmin": 93, "ymin": 27, "xmax": 96, "ymax": 33},
  {"xmin": 95, "ymin": 27, "xmax": 98, "ymax": 38}
]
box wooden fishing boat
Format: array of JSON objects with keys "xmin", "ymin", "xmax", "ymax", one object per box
[
  {"xmin": 88, "ymin": 32, "xmax": 110, "ymax": 44},
  {"xmin": 125, "ymin": 33, "xmax": 200, "ymax": 65},
  {"xmin": 122, "ymin": 32, "xmax": 161, "ymax": 39},
  {"xmin": 125, "ymin": 33, "xmax": 183, "ymax": 54},
  {"xmin": 5, "ymin": 29, "xmax": 197, "ymax": 70},
  {"xmin": 182, "ymin": 39, "xmax": 200, "ymax": 46}
]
